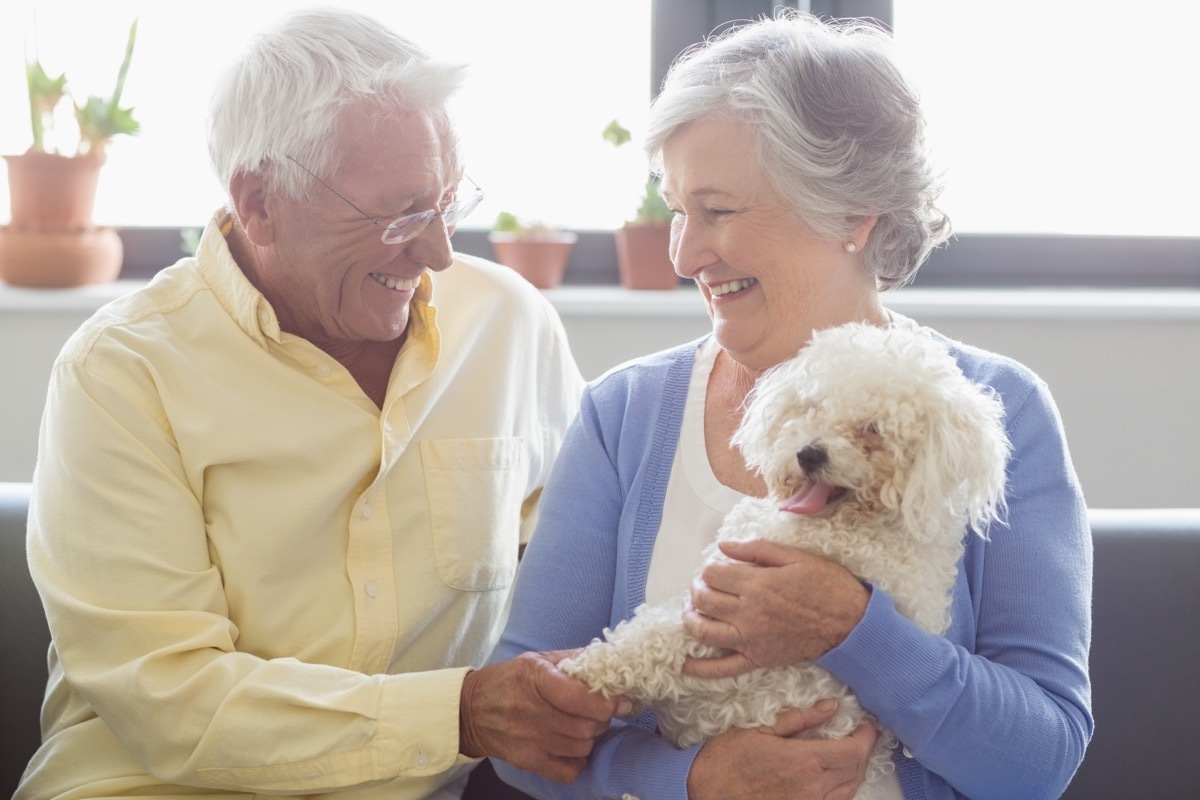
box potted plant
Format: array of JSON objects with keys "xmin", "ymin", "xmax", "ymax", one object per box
[
  {"xmin": 0, "ymin": 19, "xmax": 140, "ymax": 288},
  {"xmin": 603, "ymin": 119, "xmax": 679, "ymax": 291},
  {"xmin": 487, "ymin": 210, "xmax": 578, "ymax": 289}
]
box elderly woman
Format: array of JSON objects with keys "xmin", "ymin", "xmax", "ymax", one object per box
[
  {"xmin": 489, "ymin": 11, "xmax": 1092, "ymax": 800},
  {"xmin": 16, "ymin": 8, "xmax": 623, "ymax": 800}
]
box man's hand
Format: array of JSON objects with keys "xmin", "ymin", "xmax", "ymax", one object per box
[
  {"xmin": 682, "ymin": 539, "xmax": 870, "ymax": 678},
  {"xmin": 687, "ymin": 700, "xmax": 878, "ymax": 800},
  {"xmin": 459, "ymin": 650, "xmax": 630, "ymax": 783}
]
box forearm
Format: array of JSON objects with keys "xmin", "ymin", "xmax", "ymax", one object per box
[
  {"xmin": 36, "ymin": 555, "xmax": 472, "ymax": 791},
  {"xmin": 821, "ymin": 588, "xmax": 1089, "ymax": 799}
]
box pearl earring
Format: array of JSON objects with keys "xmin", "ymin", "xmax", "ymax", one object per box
[{"xmin": 844, "ymin": 242, "xmax": 858, "ymax": 254}]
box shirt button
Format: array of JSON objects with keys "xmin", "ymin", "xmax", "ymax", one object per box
[
  {"xmin": 362, "ymin": 502, "xmax": 373, "ymax": 519},
  {"xmin": 317, "ymin": 364, "xmax": 331, "ymax": 377},
  {"xmin": 384, "ymin": 421, "xmax": 393, "ymax": 432},
  {"xmin": 414, "ymin": 753, "xmax": 428, "ymax": 769},
  {"xmin": 364, "ymin": 582, "xmax": 379, "ymax": 598}
]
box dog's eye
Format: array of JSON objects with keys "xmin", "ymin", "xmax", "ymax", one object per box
[{"xmin": 864, "ymin": 423, "xmax": 881, "ymax": 436}]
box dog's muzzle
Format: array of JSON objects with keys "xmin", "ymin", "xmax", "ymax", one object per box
[{"xmin": 797, "ymin": 445, "xmax": 828, "ymax": 474}]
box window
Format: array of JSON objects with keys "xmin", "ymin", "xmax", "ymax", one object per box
[
  {"xmin": 0, "ymin": 0, "xmax": 651, "ymax": 230},
  {"xmin": 891, "ymin": 0, "xmax": 1200, "ymax": 238}
]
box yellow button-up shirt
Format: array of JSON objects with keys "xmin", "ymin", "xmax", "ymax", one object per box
[{"xmin": 17, "ymin": 215, "xmax": 584, "ymax": 799}]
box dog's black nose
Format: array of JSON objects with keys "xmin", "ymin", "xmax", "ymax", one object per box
[{"xmin": 797, "ymin": 445, "xmax": 828, "ymax": 473}]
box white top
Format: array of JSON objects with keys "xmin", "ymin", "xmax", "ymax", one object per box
[{"xmin": 645, "ymin": 338, "xmax": 744, "ymax": 606}]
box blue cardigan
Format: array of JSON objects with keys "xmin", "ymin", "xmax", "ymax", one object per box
[{"xmin": 489, "ymin": 331, "xmax": 1093, "ymax": 800}]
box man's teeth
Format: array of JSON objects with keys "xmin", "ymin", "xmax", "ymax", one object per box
[
  {"xmin": 370, "ymin": 273, "xmax": 419, "ymax": 291},
  {"xmin": 710, "ymin": 278, "xmax": 758, "ymax": 297}
]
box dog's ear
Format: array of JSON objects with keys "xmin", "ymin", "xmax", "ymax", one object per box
[
  {"xmin": 901, "ymin": 382, "xmax": 1010, "ymax": 542},
  {"xmin": 732, "ymin": 358, "xmax": 808, "ymax": 475}
]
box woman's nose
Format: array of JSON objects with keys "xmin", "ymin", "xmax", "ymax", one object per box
[{"xmin": 670, "ymin": 216, "xmax": 709, "ymax": 279}]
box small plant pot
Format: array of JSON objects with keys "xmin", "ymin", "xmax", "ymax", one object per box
[
  {"xmin": 489, "ymin": 231, "xmax": 578, "ymax": 289},
  {"xmin": 1, "ymin": 151, "xmax": 123, "ymax": 288},
  {"xmin": 4, "ymin": 152, "xmax": 105, "ymax": 231},
  {"xmin": 615, "ymin": 224, "xmax": 678, "ymax": 290}
]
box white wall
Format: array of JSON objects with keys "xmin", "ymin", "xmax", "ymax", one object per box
[{"xmin": 3, "ymin": 282, "xmax": 1198, "ymax": 508}]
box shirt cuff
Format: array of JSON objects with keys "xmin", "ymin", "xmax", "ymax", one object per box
[{"xmin": 376, "ymin": 666, "xmax": 476, "ymax": 776}]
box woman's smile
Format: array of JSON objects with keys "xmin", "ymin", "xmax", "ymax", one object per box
[{"xmin": 708, "ymin": 277, "xmax": 758, "ymax": 297}]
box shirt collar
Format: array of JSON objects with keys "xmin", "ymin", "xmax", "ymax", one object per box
[{"xmin": 194, "ymin": 209, "xmax": 438, "ymax": 350}]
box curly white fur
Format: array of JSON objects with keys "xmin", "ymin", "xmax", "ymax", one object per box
[{"xmin": 560, "ymin": 323, "xmax": 1011, "ymax": 800}]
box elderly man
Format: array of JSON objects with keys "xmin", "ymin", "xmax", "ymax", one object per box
[{"xmin": 16, "ymin": 9, "xmax": 620, "ymax": 800}]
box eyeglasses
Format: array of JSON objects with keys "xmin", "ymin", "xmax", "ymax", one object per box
[{"xmin": 285, "ymin": 155, "xmax": 484, "ymax": 245}]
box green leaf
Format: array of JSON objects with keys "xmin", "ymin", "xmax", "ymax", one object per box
[
  {"xmin": 71, "ymin": 19, "xmax": 140, "ymax": 155},
  {"xmin": 493, "ymin": 210, "xmax": 522, "ymax": 233},
  {"xmin": 602, "ymin": 118, "xmax": 632, "ymax": 148},
  {"xmin": 25, "ymin": 60, "xmax": 67, "ymax": 151},
  {"xmin": 75, "ymin": 97, "xmax": 140, "ymax": 153},
  {"xmin": 633, "ymin": 176, "xmax": 672, "ymax": 224}
]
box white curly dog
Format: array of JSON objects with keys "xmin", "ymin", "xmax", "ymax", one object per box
[{"xmin": 559, "ymin": 322, "xmax": 1011, "ymax": 800}]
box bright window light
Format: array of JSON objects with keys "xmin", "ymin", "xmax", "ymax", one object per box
[
  {"xmin": 892, "ymin": 0, "xmax": 1200, "ymax": 236},
  {"xmin": 0, "ymin": 1, "xmax": 652, "ymax": 230}
]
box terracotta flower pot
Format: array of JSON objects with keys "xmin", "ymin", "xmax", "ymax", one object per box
[
  {"xmin": 4, "ymin": 152, "xmax": 105, "ymax": 231},
  {"xmin": 615, "ymin": 224, "xmax": 678, "ymax": 290},
  {"xmin": 489, "ymin": 231, "xmax": 578, "ymax": 289},
  {"xmin": 1, "ymin": 151, "xmax": 122, "ymax": 288}
]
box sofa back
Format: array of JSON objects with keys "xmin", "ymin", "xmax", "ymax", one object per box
[
  {"xmin": 1, "ymin": 482, "xmax": 44, "ymax": 797},
  {"xmin": 2, "ymin": 484, "xmax": 1198, "ymax": 798},
  {"xmin": 1063, "ymin": 508, "xmax": 1200, "ymax": 799}
]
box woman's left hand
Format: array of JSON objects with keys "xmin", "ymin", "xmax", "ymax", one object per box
[{"xmin": 682, "ymin": 538, "xmax": 870, "ymax": 678}]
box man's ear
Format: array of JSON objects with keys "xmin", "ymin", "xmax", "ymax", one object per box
[{"xmin": 229, "ymin": 170, "xmax": 275, "ymax": 246}]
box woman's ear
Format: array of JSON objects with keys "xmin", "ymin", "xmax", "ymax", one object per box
[
  {"xmin": 850, "ymin": 214, "xmax": 878, "ymax": 250},
  {"xmin": 229, "ymin": 170, "xmax": 275, "ymax": 246}
]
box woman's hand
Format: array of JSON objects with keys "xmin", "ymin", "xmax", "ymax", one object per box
[
  {"xmin": 459, "ymin": 650, "xmax": 630, "ymax": 783},
  {"xmin": 686, "ymin": 700, "xmax": 877, "ymax": 800},
  {"xmin": 682, "ymin": 539, "xmax": 870, "ymax": 678}
]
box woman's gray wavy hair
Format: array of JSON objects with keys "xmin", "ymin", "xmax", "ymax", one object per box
[
  {"xmin": 645, "ymin": 11, "xmax": 949, "ymax": 289},
  {"xmin": 208, "ymin": 7, "xmax": 467, "ymax": 202}
]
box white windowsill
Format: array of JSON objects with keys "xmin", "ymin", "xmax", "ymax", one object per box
[{"xmin": 3, "ymin": 279, "xmax": 1199, "ymax": 322}]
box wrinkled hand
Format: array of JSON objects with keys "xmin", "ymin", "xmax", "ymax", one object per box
[
  {"xmin": 459, "ymin": 650, "xmax": 629, "ymax": 783},
  {"xmin": 682, "ymin": 539, "xmax": 870, "ymax": 678},
  {"xmin": 687, "ymin": 700, "xmax": 878, "ymax": 800}
]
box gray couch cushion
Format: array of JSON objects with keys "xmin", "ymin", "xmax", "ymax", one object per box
[
  {"xmin": 1062, "ymin": 508, "xmax": 1200, "ymax": 799},
  {"xmin": 1, "ymin": 482, "xmax": 45, "ymax": 797}
]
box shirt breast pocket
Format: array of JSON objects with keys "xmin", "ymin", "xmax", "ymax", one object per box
[{"xmin": 420, "ymin": 437, "xmax": 525, "ymax": 591}]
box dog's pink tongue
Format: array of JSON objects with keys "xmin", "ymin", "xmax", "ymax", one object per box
[{"xmin": 780, "ymin": 480, "xmax": 836, "ymax": 515}]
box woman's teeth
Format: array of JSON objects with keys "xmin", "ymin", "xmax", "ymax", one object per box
[
  {"xmin": 710, "ymin": 278, "xmax": 758, "ymax": 297},
  {"xmin": 370, "ymin": 273, "xmax": 419, "ymax": 291}
]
